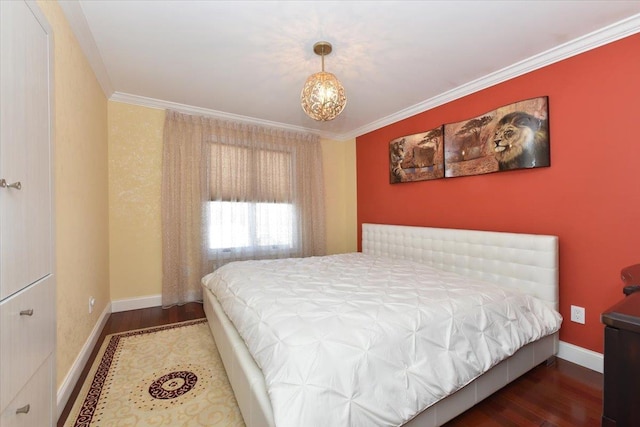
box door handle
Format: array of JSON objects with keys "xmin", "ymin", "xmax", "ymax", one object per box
[
  {"xmin": 0, "ymin": 179, "xmax": 21, "ymax": 190},
  {"xmin": 15, "ymin": 404, "xmax": 30, "ymax": 414}
]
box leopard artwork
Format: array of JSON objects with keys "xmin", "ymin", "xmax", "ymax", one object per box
[
  {"xmin": 389, "ymin": 138, "xmax": 407, "ymax": 183},
  {"xmin": 492, "ymin": 112, "xmax": 549, "ymax": 171}
]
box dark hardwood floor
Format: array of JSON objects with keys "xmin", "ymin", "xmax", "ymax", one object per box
[
  {"xmin": 443, "ymin": 358, "xmax": 603, "ymax": 426},
  {"xmin": 58, "ymin": 304, "xmax": 603, "ymax": 427}
]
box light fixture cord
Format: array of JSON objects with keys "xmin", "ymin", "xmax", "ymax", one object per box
[{"xmin": 321, "ymin": 51, "xmax": 325, "ymax": 72}]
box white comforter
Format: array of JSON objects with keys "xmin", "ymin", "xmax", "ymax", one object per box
[{"xmin": 203, "ymin": 253, "xmax": 562, "ymax": 427}]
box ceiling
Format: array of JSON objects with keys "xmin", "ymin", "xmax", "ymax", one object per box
[{"xmin": 59, "ymin": 1, "xmax": 640, "ymax": 140}]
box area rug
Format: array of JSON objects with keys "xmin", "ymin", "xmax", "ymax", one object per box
[{"xmin": 64, "ymin": 319, "xmax": 245, "ymax": 427}]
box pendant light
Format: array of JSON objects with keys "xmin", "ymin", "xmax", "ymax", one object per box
[{"xmin": 300, "ymin": 41, "xmax": 347, "ymax": 121}]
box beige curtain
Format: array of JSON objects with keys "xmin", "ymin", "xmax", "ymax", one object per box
[{"xmin": 161, "ymin": 110, "xmax": 326, "ymax": 307}]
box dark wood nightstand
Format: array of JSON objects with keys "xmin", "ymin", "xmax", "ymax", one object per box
[{"xmin": 601, "ymin": 291, "xmax": 640, "ymax": 426}]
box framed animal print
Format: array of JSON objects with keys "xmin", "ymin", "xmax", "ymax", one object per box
[
  {"xmin": 389, "ymin": 127, "xmax": 444, "ymax": 183},
  {"xmin": 444, "ymin": 96, "xmax": 549, "ymax": 178}
]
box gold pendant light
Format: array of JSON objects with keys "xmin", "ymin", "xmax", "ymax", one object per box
[{"xmin": 301, "ymin": 41, "xmax": 347, "ymax": 121}]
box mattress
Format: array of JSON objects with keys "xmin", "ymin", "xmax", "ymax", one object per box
[{"xmin": 202, "ymin": 252, "xmax": 562, "ymax": 427}]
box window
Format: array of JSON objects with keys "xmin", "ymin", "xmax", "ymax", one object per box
[
  {"xmin": 208, "ymin": 201, "xmax": 293, "ymax": 250},
  {"xmin": 209, "ymin": 141, "xmax": 296, "ymax": 255}
]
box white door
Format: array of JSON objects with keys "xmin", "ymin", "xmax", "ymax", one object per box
[{"xmin": 0, "ymin": 0, "xmax": 52, "ymax": 300}]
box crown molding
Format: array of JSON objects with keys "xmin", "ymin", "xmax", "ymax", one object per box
[
  {"xmin": 61, "ymin": 2, "xmax": 639, "ymax": 141},
  {"xmin": 58, "ymin": 0, "xmax": 114, "ymax": 97},
  {"xmin": 341, "ymin": 13, "xmax": 640, "ymax": 141},
  {"xmin": 109, "ymin": 92, "xmax": 340, "ymax": 139}
]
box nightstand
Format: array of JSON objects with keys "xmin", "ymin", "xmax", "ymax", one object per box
[{"xmin": 601, "ymin": 291, "xmax": 640, "ymax": 426}]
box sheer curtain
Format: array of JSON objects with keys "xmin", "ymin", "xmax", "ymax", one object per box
[{"xmin": 161, "ymin": 110, "xmax": 326, "ymax": 307}]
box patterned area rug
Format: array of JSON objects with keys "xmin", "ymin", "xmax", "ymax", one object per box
[{"xmin": 64, "ymin": 319, "xmax": 245, "ymax": 427}]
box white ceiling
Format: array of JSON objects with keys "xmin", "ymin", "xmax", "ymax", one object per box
[{"xmin": 59, "ymin": 1, "xmax": 640, "ymax": 140}]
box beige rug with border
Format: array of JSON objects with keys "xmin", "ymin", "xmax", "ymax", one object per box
[{"xmin": 64, "ymin": 319, "xmax": 245, "ymax": 427}]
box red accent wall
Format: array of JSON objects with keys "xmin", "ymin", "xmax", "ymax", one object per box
[{"xmin": 356, "ymin": 34, "xmax": 640, "ymax": 353}]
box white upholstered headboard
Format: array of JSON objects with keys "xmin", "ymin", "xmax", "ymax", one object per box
[{"xmin": 362, "ymin": 223, "xmax": 559, "ymax": 311}]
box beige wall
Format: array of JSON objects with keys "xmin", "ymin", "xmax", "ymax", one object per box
[
  {"xmin": 108, "ymin": 101, "xmax": 358, "ymax": 300},
  {"xmin": 37, "ymin": 1, "xmax": 110, "ymax": 389},
  {"xmin": 321, "ymin": 138, "xmax": 357, "ymax": 254},
  {"xmin": 108, "ymin": 103, "xmax": 165, "ymax": 300}
]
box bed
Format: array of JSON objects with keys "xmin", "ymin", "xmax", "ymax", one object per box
[{"xmin": 201, "ymin": 223, "xmax": 561, "ymax": 427}]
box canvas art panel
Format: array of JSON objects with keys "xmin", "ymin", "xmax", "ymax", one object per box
[
  {"xmin": 389, "ymin": 127, "xmax": 444, "ymax": 183},
  {"xmin": 444, "ymin": 97, "xmax": 549, "ymax": 178}
]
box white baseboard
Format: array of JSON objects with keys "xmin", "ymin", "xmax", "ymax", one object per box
[
  {"xmin": 111, "ymin": 294, "xmax": 162, "ymax": 312},
  {"xmin": 557, "ymin": 340, "xmax": 604, "ymax": 373},
  {"xmin": 56, "ymin": 302, "xmax": 111, "ymax": 419}
]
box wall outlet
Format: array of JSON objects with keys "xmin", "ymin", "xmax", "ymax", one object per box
[
  {"xmin": 89, "ymin": 296, "xmax": 96, "ymax": 314},
  {"xmin": 570, "ymin": 305, "xmax": 585, "ymax": 324}
]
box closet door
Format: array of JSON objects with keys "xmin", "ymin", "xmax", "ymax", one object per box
[{"xmin": 0, "ymin": 0, "xmax": 52, "ymax": 300}]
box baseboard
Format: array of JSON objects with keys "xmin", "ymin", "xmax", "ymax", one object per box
[
  {"xmin": 557, "ymin": 340, "xmax": 604, "ymax": 373},
  {"xmin": 111, "ymin": 294, "xmax": 162, "ymax": 312},
  {"xmin": 56, "ymin": 302, "xmax": 111, "ymax": 419}
]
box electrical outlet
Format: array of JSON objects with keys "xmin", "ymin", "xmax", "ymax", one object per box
[
  {"xmin": 89, "ymin": 297, "xmax": 96, "ymax": 314},
  {"xmin": 570, "ymin": 305, "xmax": 585, "ymax": 324}
]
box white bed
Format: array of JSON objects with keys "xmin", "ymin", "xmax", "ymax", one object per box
[{"xmin": 201, "ymin": 223, "xmax": 561, "ymax": 426}]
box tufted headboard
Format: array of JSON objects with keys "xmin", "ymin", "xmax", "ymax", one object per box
[{"xmin": 362, "ymin": 223, "xmax": 559, "ymax": 311}]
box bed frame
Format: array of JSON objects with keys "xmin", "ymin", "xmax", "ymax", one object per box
[{"xmin": 202, "ymin": 223, "xmax": 559, "ymax": 427}]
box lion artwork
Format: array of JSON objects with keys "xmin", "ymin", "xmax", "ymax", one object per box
[{"xmin": 491, "ymin": 111, "xmax": 549, "ymax": 171}]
